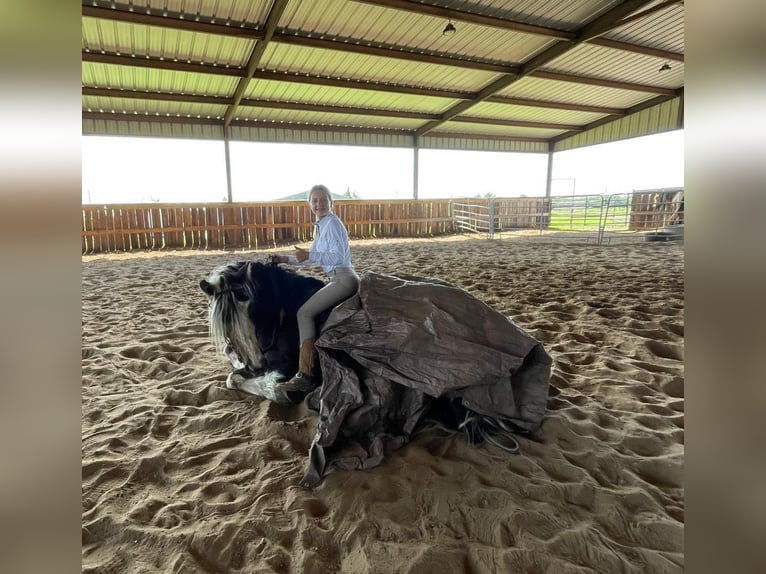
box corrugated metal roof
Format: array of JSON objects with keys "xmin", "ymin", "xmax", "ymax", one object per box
[
  {"xmin": 435, "ymin": 120, "xmax": 562, "ymax": 139},
  {"xmin": 233, "ymin": 106, "xmax": 424, "ymax": 130},
  {"xmin": 544, "ymin": 42, "xmax": 683, "ymax": 88},
  {"xmin": 228, "ymin": 124, "xmax": 413, "ymax": 147},
  {"xmin": 474, "ymin": 0, "xmax": 621, "ymax": 29},
  {"xmin": 82, "ymin": 62, "xmax": 241, "ymax": 96},
  {"xmin": 82, "ymin": 94, "xmax": 227, "ymax": 119},
  {"xmin": 498, "ymin": 75, "xmax": 654, "ymax": 109},
  {"xmin": 281, "ymin": 0, "xmax": 553, "ymax": 64},
  {"xmin": 605, "ymin": 2, "xmax": 684, "ymax": 51},
  {"xmin": 82, "ymin": 0, "xmax": 684, "ymax": 151},
  {"xmin": 82, "ymin": 17, "xmax": 255, "ymax": 65},
  {"xmin": 465, "ymin": 101, "xmax": 607, "ymax": 125},
  {"xmin": 120, "ymin": 0, "xmax": 272, "ymax": 26},
  {"xmin": 245, "ymin": 79, "xmax": 458, "ymax": 114},
  {"xmin": 260, "ymin": 43, "xmax": 500, "ymax": 92}
]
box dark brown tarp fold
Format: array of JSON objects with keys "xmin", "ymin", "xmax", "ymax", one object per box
[{"xmin": 301, "ymin": 272, "xmax": 552, "ymax": 488}]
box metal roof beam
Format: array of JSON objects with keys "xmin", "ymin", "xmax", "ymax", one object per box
[
  {"xmin": 82, "ymin": 51, "xmax": 246, "ymax": 77},
  {"xmin": 227, "ymin": 119, "xmax": 413, "ymax": 136},
  {"xmin": 450, "ymin": 116, "xmax": 583, "ymax": 132},
  {"xmin": 350, "ymin": 0, "xmax": 575, "ymax": 40},
  {"xmin": 273, "ymin": 33, "xmax": 519, "ymax": 75},
  {"xmin": 530, "ymin": 70, "xmax": 677, "ymax": 95},
  {"xmin": 486, "ymin": 95, "xmax": 624, "ymax": 116},
  {"xmin": 239, "ymin": 99, "xmax": 439, "ymax": 121},
  {"xmin": 82, "ymin": 87, "xmax": 231, "ymax": 106},
  {"xmin": 81, "ymin": 5, "xmax": 264, "ymax": 39},
  {"xmin": 250, "ymin": 70, "xmax": 470, "ymax": 99},
  {"xmin": 249, "ymin": 71, "xmax": 643, "ymax": 111},
  {"xmin": 588, "ymin": 37, "xmax": 684, "ymax": 62},
  {"xmin": 425, "ymin": 132, "xmax": 549, "ymax": 144},
  {"xmin": 82, "ymin": 111, "xmax": 223, "ymax": 125},
  {"xmin": 224, "ymin": 0, "xmax": 289, "ymax": 128}
]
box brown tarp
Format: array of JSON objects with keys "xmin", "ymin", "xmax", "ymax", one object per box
[{"xmin": 301, "ymin": 272, "xmax": 552, "ymax": 488}]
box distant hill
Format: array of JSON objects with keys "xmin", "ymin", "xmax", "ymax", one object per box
[{"xmin": 275, "ymin": 190, "xmax": 358, "ymax": 201}]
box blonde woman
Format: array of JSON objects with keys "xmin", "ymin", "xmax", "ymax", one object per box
[{"xmin": 272, "ymin": 184, "xmax": 360, "ymax": 390}]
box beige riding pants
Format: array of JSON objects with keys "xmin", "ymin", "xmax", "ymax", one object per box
[{"xmin": 297, "ymin": 267, "xmax": 360, "ymax": 344}]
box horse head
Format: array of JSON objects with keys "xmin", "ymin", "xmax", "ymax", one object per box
[
  {"xmin": 200, "ymin": 260, "xmax": 265, "ymax": 372},
  {"xmin": 201, "ymin": 259, "xmax": 328, "ymax": 380}
]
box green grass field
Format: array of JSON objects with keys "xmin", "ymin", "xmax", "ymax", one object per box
[{"xmin": 547, "ymin": 206, "xmax": 629, "ymax": 230}]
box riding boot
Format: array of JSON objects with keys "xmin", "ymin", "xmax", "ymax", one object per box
[{"xmin": 280, "ymin": 339, "xmax": 319, "ymax": 392}]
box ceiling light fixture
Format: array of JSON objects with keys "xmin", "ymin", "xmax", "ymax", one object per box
[
  {"xmin": 442, "ymin": 20, "xmax": 456, "ymax": 36},
  {"xmin": 659, "ymin": 62, "xmax": 671, "ymax": 72}
]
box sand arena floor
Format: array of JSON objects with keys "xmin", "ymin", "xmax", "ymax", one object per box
[{"xmin": 82, "ymin": 235, "xmax": 684, "ymax": 574}]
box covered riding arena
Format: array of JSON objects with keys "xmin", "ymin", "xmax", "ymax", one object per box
[{"xmin": 82, "ymin": 2, "xmax": 684, "ymax": 572}]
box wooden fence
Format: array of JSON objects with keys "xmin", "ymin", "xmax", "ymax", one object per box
[
  {"xmin": 82, "ymin": 192, "xmax": 684, "ymax": 253},
  {"xmin": 81, "ymin": 199, "xmax": 455, "ymax": 254}
]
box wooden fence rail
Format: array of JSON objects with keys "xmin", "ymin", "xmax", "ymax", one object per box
[
  {"xmin": 82, "ymin": 193, "xmax": 683, "ymax": 254},
  {"xmin": 82, "ymin": 199, "xmax": 455, "ymax": 254}
]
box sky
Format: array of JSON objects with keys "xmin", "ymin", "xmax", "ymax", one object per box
[{"xmin": 81, "ymin": 129, "xmax": 683, "ymax": 204}]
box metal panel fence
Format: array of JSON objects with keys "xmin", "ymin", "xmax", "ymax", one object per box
[{"xmin": 451, "ymin": 189, "xmax": 684, "ymax": 244}]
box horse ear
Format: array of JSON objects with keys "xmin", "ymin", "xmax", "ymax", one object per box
[{"xmin": 200, "ymin": 279, "xmax": 215, "ymax": 296}]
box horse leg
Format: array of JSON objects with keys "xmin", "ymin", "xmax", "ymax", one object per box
[{"xmin": 226, "ymin": 368, "xmax": 293, "ymax": 404}]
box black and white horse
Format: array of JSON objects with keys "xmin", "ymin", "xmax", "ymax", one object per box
[{"xmin": 200, "ymin": 260, "xmax": 330, "ymax": 404}]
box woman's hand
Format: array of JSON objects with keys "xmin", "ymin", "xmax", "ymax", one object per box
[{"xmin": 294, "ymin": 247, "xmax": 310, "ymax": 262}]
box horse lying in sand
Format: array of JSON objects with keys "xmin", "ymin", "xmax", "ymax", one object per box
[
  {"xmin": 200, "ymin": 259, "xmax": 553, "ymax": 483},
  {"xmin": 200, "ymin": 259, "xmax": 331, "ymax": 404}
]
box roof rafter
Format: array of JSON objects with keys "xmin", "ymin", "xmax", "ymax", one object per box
[
  {"xmin": 224, "ymin": 0, "xmax": 289, "ymax": 128},
  {"xmin": 82, "ymin": 87, "xmax": 231, "ymax": 106},
  {"xmin": 588, "ymin": 37, "xmax": 683, "ymax": 62},
  {"xmin": 451, "ymin": 116, "xmax": 582, "ymax": 131},
  {"xmin": 273, "ymin": 32, "xmax": 519, "ymax": 74},
  {"xmin": 531, "ymin": 70, "xmax": 676, "ymax": 95},
  {"xmin": 82, "ymin": 51, "xmax": 246, "ymax": 76},
  {"xmin": 486, "ymin": 95, "xmax": 624, "ymax": 116}
]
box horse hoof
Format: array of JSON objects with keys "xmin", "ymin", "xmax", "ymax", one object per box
[{"xmin": 226, "ymin": 371, "xmax": 243, "ymax": 389}]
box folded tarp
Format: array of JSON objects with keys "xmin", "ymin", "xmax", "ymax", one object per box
[{"xmin": 301, "ymin": 272, "xmax": 552, "ymax": 488}]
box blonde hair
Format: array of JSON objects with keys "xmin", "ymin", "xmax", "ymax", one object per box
[{"xmin": 308, "ymin": 184, "xmax": 332, "ymax": 205}]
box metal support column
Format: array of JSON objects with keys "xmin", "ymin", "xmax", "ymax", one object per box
[
  {"xmin": 413, "ymin": 136, "xmax": 419, "ymax": 200},
  {"xmin": 544, "ymin": 145, "xmax": 554, "ymax": 199},
  {"xmin": 224, "ymin": 130, "xmax": 233, "ymax": 203}
]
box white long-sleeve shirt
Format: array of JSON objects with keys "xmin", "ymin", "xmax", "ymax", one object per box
[{"xmin": 288, "ymin": 212, "xmax": 354, "ymax": 274}]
